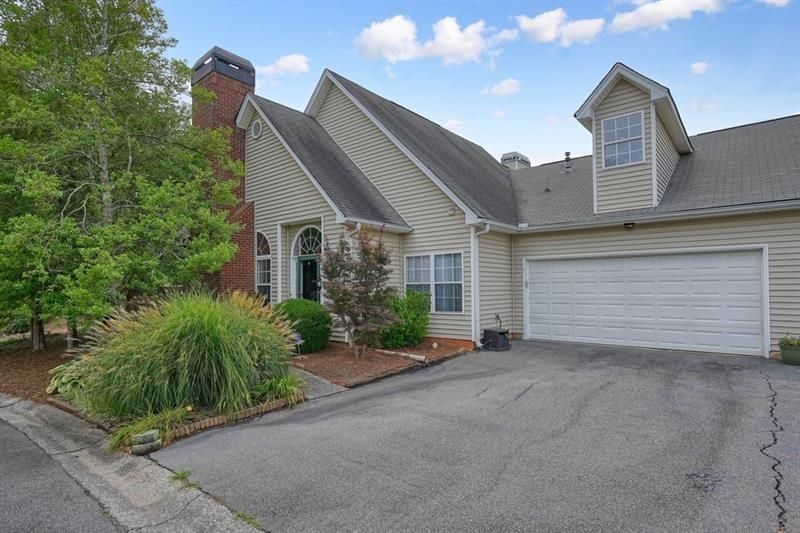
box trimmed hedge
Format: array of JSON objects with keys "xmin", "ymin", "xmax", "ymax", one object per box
[
  {"xmin": 380, "ymin": 290, "xmax": 430, "ymax": 349},
  {"xmin": 275, "ymin": 298, "xmax": 332, "ymax": 354}
]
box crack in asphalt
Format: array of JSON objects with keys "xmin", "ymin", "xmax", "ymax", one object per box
[
  {"xmin": 759, "ymin": 373, "xmax": 787, "ymax": 532},
  {"xmin": 501, "ymin": 382, "xmax": 535, "ymax": 407},
  {"xmin": 127, "ymin": 493, "xmax": 201, "ymax": 532},
  {"xmin": 51, "ymin": 437, "xmax": 106, "ymax": 456}
]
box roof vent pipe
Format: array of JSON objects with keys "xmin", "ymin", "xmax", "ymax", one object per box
[{"xmin": 561, "ymin": 151, "xmax": 572, "ymax": 174}]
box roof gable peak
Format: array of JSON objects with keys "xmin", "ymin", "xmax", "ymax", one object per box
[{"xmin": 575, "ymin": 62, "xmax": 693, "ymax": 154}]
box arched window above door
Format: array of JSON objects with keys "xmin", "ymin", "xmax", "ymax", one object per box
[{"xmin": 292, "ymin": 226, "xmax": 322, "ymax": 257}]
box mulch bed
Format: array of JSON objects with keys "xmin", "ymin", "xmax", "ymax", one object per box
[
  {"xmin": 384, "ymin": 342, "xmax": 468, "ymax": 363},
  {"xmin": 291, "ymin": 341, "xmax": 467, "ymax": 388},
  {"xmin": 0, "ymin": 335, "xmax": 72, "ymax": 403}
]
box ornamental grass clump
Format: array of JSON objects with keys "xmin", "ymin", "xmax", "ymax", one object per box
[{"xmin": 51, "ymin": 291, "xmax": 298, "ymax": 419}]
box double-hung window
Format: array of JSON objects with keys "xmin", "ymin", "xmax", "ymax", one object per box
[
  {"xmin": 256, "ymin": 232, "xmax": 271, "ymax": 303},
  {"xmin": 602, "ymin": 111, "xmax": 644, "ymax": 168},
  {"xmin": 405, "ymin": 252, "xmax": 463, "ymax": 313}
]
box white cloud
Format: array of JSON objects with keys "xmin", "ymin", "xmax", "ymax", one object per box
[
  {"xmin": 690, "ymin": 61, "xmax": 711, "ymax": 75},
  {"xmin": 544, "ymin": 116, "xmax": 560, "ymax": 124},
  {"xmin": 559, "ymin": 18, "xmax": 606, "ymax": 46},
  {"xmin": 611, "ymin": 0, "xmax": 721, "ymax": 32},
  {"xmin": 356, "ymin": 15, "xmax": 421, "ymax": 62},
  {"xmin": 758, "ymin": 0, "xmax": 791, "ymax": 6},
  {"xmin": 494, "ymin": 110, "xmax": 506, "ymax": 117},
  {"xmin": 356, "ymin": 15, "xmax": 516, "ymax": 65},
  {"xmin": 516, "ymin": 8, "xmax": 566, "ymax": 43},
  {"xmin": 481, "ymin": 78, "xmax": 521, "ymax": 96},
  {"xmin": 384, "ymin": 65, "xmax": 397, "ymax": 79},
  {"xmin": 257, "ymin": 54, "xmax": 310, "ymax": 76},
  {"xmin": 422, "ymin": 17, "xmax": 487, "ymax": 65},
  {"xmin": 688, "ymin": 97, "xmax": 716, "ymax": 111},
  {"xmin": 489, "ymin": 28, "xmax": 520, "ymax": 45},
  {"xmin": 516, "ymin": 8, "xmax": 605, "ymax": 47},
  {"xmin": 442, "ymin": 119, "xmax": 463, "ymax": 131}
]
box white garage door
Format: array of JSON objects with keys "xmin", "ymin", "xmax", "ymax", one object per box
[{"xmin": 524, "ymin": 250, "xmax": 765, "ymax": 356}]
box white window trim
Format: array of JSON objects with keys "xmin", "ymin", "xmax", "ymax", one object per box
[
  {"xmin": 404, "ymin": 250, "xmax": 465, "ymax": 315},
  {"xmin": 601, "ymin": 111, "xmax": 645, "ymax": 170},
  {"xmin": 289, "ymin": 224, "xmax": 323, "ymax": 300},
  {"xmin": 255, "ymin": 231, "xmax": 272, "ymax": 303}
]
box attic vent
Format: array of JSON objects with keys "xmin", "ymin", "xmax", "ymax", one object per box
[{"xmin": 251, "ymin": 120, "xmax": 262, "ymax": 139}]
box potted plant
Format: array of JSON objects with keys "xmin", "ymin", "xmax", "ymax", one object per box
[{"xmin": 778, "ymin": 335, "xmax": 800, "ymax": 366}]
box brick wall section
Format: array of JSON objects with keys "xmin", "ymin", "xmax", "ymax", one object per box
[{"xmin": 193, "ymin": 70, "xmax": 255, "ymax": 292}]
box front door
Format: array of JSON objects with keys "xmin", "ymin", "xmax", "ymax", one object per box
[{"xmin": 298, "ymin": 257, "xmax": 320, "ymax": 302}]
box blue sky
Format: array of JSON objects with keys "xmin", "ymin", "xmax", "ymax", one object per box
[{"xmin": 159, "ymin": 0, "xmax": 800, "ymax": 165}]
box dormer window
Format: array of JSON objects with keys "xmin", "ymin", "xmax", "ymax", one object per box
[{"xmin": 602, "ymin": 111, "xmax": 644, "ymax": 168}]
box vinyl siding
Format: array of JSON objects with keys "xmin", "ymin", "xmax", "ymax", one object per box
[
  {"xmin": 479, "ymin": 231, "xmax": 513, "ymax": 332},
  {"xmin": 244, "ymin": 117, "xmax": 346, "ymax": 340},
  {"xmin": 595, "ymin": 79, "xmax": 653, "ymax": 213},
  {"xmin": 511, "ymin": 211, "xmax": 800, "ymax": 352},
  {"xmin": 316, "ymin": 84, "xmax": 472, "ymax": 339},
  {"xmin": 655, "ymin": 112, "xmax": 679, "ymax": 203}
]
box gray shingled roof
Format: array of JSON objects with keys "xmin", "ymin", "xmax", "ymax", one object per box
[
  {"xmin": 328, "ymin": 71, "xmax": 519, "ymax": 226},
  {"xmin": 511, "ymin": 115, "xmax": 800, "ymax": 227},
  {"xmin": 252, "ymin": 96, "xmax": 408, "ymax": 229}
]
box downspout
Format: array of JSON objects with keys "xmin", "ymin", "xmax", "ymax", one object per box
[{"xmin": 471, "ymin": 223, "xmax": 491, "ymax": 347}]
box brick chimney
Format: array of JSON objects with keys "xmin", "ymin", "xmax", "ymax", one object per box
[{"xmin": 192, "ymin": 46, "xmax": 256, "ymax": 292}]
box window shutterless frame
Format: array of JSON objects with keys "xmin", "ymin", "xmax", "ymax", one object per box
[
  {"xmin": 255, "ymin": 231, "xmax": 272, "ymax": 303},
  {"xmin": 403, "ymin": 250, "xmax": 465, "ymax": 314},
  {"xmin": 601, "ymin": 111, "xmax": 645, "ymax": 169}
]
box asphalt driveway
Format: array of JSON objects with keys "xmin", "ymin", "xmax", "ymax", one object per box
[{"xmin": 153, "ymin": 341, "xmax": 799, "ymax": 532}]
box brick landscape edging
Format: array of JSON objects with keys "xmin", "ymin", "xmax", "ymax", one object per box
[{"xmin": 46, "ymin": 396, "xmax": 294, "ymax": 449}]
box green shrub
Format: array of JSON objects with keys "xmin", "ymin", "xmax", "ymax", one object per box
[
  {"xmin": 779, "ymin": 335, "xmax": 800, "ymax": 347},
  {"xmin": 48, "ymin": 291, "xmax": 299, "ymax": 419},
  {"xmin": 0, "ymin": 306, "xmax": 30, "ymax": 335},
  {"xmin": 274, "ymin": 298, "xmax": 331, "ymax": 354},
  {"xmin": 380, "ymin": 290, "xmax": 430, "ymax": 349},
  {"xmin": 108, "ymin": 407, "xmax": 189, "ymax": 450}
]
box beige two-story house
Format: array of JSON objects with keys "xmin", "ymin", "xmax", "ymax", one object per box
[{"xmin": 193, "ymin": 47, "xmax": 800, "ymax": 357}]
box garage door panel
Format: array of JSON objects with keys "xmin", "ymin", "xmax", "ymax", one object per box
[{"xmin": 526, "ymin": 250, "xmax": 764, "ymax": 356}]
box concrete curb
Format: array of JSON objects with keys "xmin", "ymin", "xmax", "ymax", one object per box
[{"xmin": 0, "ymin": 394, "xmax": 258, "ymax": 532}]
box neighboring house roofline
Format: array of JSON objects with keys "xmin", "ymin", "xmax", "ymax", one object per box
[
  {"xmin": 574, "ymin": 62, "xmax": 693, "ymax": 154},
  {"xmin": 236, "ymin": 93, "xmax": 411, "ymax": 232},
  {"xmin": 306, "ymin": 69, "xmax": 483, "ymax": 225}
]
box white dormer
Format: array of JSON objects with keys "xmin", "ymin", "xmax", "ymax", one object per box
[{"xmin": 575, "ymin": 63, "xmax": 693, "ymax": 214}]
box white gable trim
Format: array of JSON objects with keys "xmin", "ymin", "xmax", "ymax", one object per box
[
  {"xmin": 238, "ymin": 94, "xmax": 410, "ymax": 231},
  {"xmin": 575, "ymin": 63, "xmax": 667, "ymax": 123},
  {"xmin": 575, "ymin": 63, "xmax": 692, "ymax": 154},
  {"xmin": 237, "ymin": 94, "xmax": 346, "ymax": 221},
  {"xmin": 306, "ymin": 70, "xmax": 481, "ymax": 225}
]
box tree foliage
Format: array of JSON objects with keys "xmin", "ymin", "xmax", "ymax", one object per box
[
  {"xmin": 0, "ymin": 0, "xmax": 241, "ymax": 349},
  {"xmin": 322, "ymin": 228, "xmax": 396, "ymax": 356}
]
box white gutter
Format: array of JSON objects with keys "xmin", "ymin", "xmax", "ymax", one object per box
[
  {"xmin": 338, "ymin": 216, "xmax": 413, "ymax": 234},
  {"xmin": 470, "ymin": 224, "xmax": 491, "ymax": 346},
  {"xmin": 512, "ymin": 201, "xmax": 800, "ymax": 234}
]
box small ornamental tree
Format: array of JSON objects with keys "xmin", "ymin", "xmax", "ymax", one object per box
[{"xmin": 322, "ymin": 228, "xmax": 396, "ymax": 356}]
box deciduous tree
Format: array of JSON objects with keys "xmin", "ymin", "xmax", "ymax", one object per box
[
  {"xmin": 322, "ymin": 228, "xmax": 396, "ymax": 356},
  {"xmin": 0, "ymin": 0, "xmax": 240, "ymax": 349}
]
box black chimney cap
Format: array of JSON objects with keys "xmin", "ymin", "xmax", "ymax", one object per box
[{"xmin": 192, "ymin": 46, "xmax": 255, "ymax": 86}]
